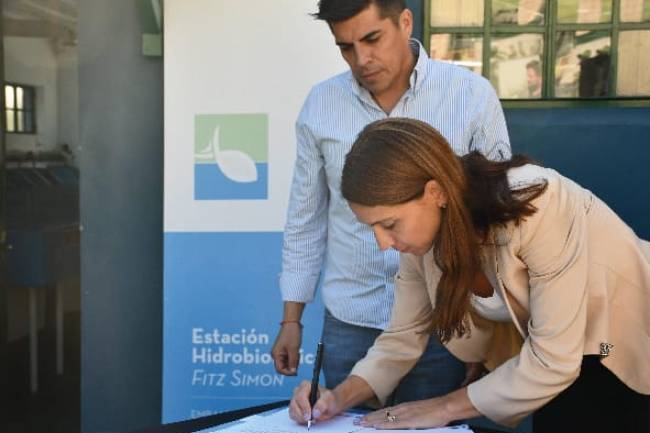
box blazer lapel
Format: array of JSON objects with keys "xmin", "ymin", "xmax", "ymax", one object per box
[
  {"xmin": 423, "ymin": 249, "xmax": 442, "ymax": 308},
  {"xmin": 485, "ymin": 238, "xmax": 529, "ymax": 339}
]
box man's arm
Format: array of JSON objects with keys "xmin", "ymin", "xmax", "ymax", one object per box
[
  {"xmin": 469, "ymin": 79, "xmax": 512, "ymax": 161},
  {"xmin": 272, "ymin": 98, "xmax": 329, "ymax": 375}
]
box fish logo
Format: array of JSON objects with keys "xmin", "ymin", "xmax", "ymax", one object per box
[{"xmin": 194, "ymin": 114, "xmax": 268, "ymax": 200}]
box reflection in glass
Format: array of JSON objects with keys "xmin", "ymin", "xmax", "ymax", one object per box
[
  {"xmin": 620, "ymin": 0, "xmax": 650, "ymax": 22},
  {"xmin": 555, "ymin": 31, "xmax": 611, "ymax": 97},
  {"xmin": 492, "ymin": 0, "xmax": 546, "ymax": 25},
  {"xmin": 5, "ymin": 85, "xmax": 14, "ymax": 108},
  {"xmin": 16, "ymin": 86, "xmax": 24, "ymax": 109},
  {"xmin": 557, "ymin": 0, "xmax": 612, "ymax": 23},
  {"xmin": 17, "ymin": 111, "xmax": 24, "ymax": 132},
  {"xmin": 430, "ymin": 34, "xmax": 483, "ymax": 74},
  {"xmin": 617, "ymin": 30, "xmax": 650, "ymax": 96},
  {"xmin": 430, "ymin": 0, "xmax": 484, "ymax": 26},
  {"xmin": 23, "ymin": 87, "xmax": 33, "ymax": 110},
  {"xmin": 3, "ymin": 0, "xmax": 80, "ymax": 431},
  {"xmin": 490, "ymin": 33, "xmax": 544, "ymax": 98},
  {"xmin": 25, "ymin": 112, "xmax": 33, "ymax": 132},
  {"xmin": 6, "ymin": 110, "xmax": 15, "ymax": 132}
]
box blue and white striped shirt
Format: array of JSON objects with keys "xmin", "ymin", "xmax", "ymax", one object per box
[{"xmin": 280, "ymin": 41, "xmax": 511, "ymax": 329}]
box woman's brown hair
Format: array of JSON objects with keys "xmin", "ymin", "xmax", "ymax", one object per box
[{"xmin": 341, "ymin": 118, "xmax": 546, "ymax": 343}]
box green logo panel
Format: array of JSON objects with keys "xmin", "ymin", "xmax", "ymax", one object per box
[{"xmin": 194, "ymin": 114, "xmax": 268, "ymax": 163}]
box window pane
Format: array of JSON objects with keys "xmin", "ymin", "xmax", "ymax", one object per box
[
  {"xmin": 17, "ymin": 110, "xmax": 24, "ymax": 132},
  {"xmin": 430, "ymin": 34, "xmax": 483, "ymax": 74},
  {"xmin": 5, "ymin": 85, "xmax": 14, "ymax": 109},
  {"xmin": 6, "ymin": 109, "xmax": 15, "ymax": 132},
  {"xmin": 23, "ymin": 87, "xmax": 34, "ymax": 110},
  {"xmin": 492, "ymin": 0, "xmax": 546, "ymax": 25},
  {"xmin": 617, "ymin": 30, "xmax": 650, "ymax": 96},
  {"xmin": 620, "ymin": 0, "xmax": 650, "ymax": 22},
  {"xmin": 24, "ymin": 111, "xmax": 34, "ymax": 132},
  {"xmin": 555, "ymin": 31, "xmax": 611, "ymax": 97},
  {"xmin": 16, "ymin": 86, "xmax": 24, "ymax": 109},
  {"xmin": 490, "ymin": 33, "xmax": 544, "ymax": 98},
  {"xmin": 557, "ymin": 0, "xmax": 612, "ymax": 23},
  {"xmin": 430, "ymin": 0, "xmax": 484, "ymax": 26}
]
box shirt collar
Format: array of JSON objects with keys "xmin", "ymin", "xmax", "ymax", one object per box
[
  {"xmin": 410, "ymin": 39, "xmax": 428, "ymax": 93},
  {"xmin": 348, "ymin": 38, "xmax": 428, "ymax": 99}
]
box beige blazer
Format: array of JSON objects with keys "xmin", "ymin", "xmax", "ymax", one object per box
[{"xmin": 350, "ymin": 165, "xmax": 650, "ymax": 427}]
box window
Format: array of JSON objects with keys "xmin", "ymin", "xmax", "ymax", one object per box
[
  {"xmin": 425, "ymin": 0, "xmax": 650, "ymax": 100},
  {"xmin": 4, "ymin": 83, "xmax": 37, "ymax": 133}
]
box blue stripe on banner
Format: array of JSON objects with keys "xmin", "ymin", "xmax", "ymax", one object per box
[
  {"xmin": 194, "ymin": 163, "xmax": 268, "ymax": 200},
  {"xmin": 163, "ymin": 232, "xmax": 324, "ymax": 423}
]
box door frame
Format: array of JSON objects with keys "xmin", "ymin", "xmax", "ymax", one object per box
[{"xmin": 0, "ymin": 0, "xmax": 10, "ymax": 424}]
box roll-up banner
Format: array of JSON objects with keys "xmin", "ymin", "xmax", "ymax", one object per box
[{"xmin": 163, "ymin": 0, "xmax": 345, "ymax": 422}]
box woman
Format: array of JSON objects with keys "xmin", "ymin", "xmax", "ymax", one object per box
[{"xmin": 289, "ymin": 118, "xmax": 650, "ymax": 432}]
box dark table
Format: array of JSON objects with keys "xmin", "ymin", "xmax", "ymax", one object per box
[{"xmin": 131, "ymin": 400, "xmax": 510, "ymax": 433}]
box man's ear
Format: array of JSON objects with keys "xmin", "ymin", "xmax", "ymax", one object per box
[
  {"xmin": 400, "ymin": 8, "xmax": 413, "ymax": 37},
  {"xmin": 424, "ymin": 180, "xmax": 447, "ymax": 207}
]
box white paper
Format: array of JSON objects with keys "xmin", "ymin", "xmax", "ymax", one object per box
[{"xmin": 212, "ymin": 407, "xmax": 474, "ymax": 433}]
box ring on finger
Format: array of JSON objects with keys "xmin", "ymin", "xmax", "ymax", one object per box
[{"xmin": 387, "ymin": 414, "xmax": 398, "ymax": 423}]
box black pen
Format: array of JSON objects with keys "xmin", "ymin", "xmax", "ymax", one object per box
[{"xmin": 307, "ymin": 342, "xmax": 324, "ymax": 431}]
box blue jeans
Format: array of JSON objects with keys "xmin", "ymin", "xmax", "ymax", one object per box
[{"xmin": 321, "ymin": 309, "xmax": 465, "ymax": 405}]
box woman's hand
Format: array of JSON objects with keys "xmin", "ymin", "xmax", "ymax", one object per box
[
  {"xmin": 288, "ymin": 380, "xmax": 344, "ymax": 424},
  {"xmin": 358, "ymin": 397, "xmax": 452, "ymax": 429},
  {"xmin": 289, "ymin": 375, "xmax": 376, "ymax": 426},
  {"xmin": 358, "ymin": 388, "xmax": 481, "ymax": 430}
]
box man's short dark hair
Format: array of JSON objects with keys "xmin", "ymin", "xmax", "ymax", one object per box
[
  {"xmin": 526, "ymin": 59, "xmax": 541, "ymax": 76},
  {"xmin": 313, "ymin": 0, "xmax": 406, "ymax": 24}
]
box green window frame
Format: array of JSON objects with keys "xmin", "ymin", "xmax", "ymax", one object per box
[
  {"xmin": 423, "ymin": 0, "xmax": 650, "ymax": 107},
  {"xmin": 4, "ymin": 83, "xmax": 37, "ymax": 134}
]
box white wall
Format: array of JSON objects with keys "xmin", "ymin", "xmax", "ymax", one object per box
[
  {"xmin": 3, "ymin": 37, "xmax": 79, "ymax": 165},
  {"xmin": 4, "ymin": 37, "xmax": 58, "ymax": 154}
]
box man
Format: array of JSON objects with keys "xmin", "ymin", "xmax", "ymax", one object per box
[
  {"xmin": 272, "ymin": 0, "xmax": 511, "ymax": 403},
  {"xmin": 526, "ymin": 59, "xmax": 542, "ymax": 98}
]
